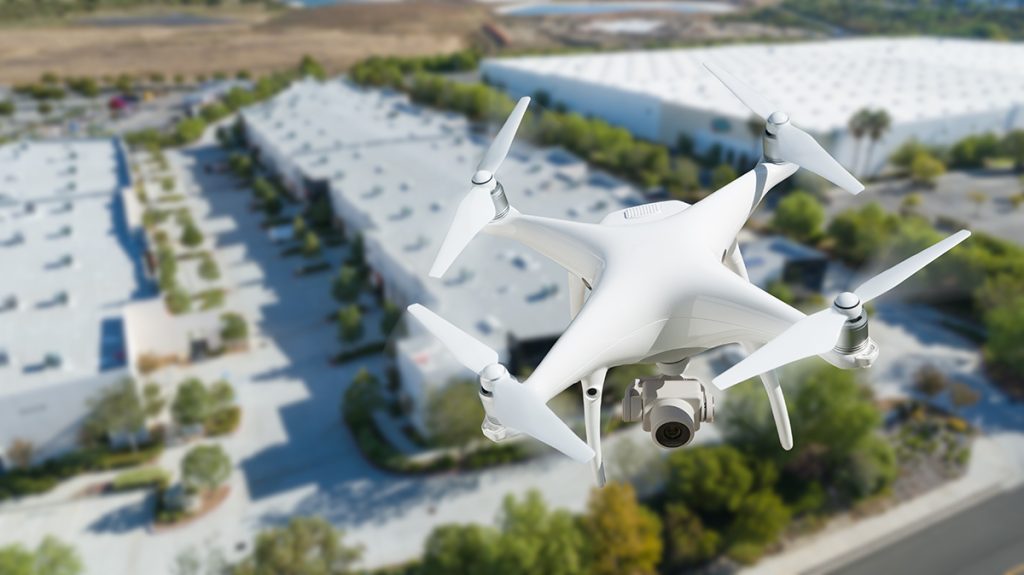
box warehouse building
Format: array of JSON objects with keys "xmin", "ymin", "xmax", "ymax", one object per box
[
  {"xmin": 0, "ymin": 138, "xmax": 151, "ymax": 469},
  {"xmin": 481, "ymin": 38, "xmax": 1024, "ymax": 177},
  {"xmin": 241, "ymin": 80, "xmax": 644, "ymax": 432}
]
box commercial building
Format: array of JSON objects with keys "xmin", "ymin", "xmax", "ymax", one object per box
[
  {"xmin": 241, "ymin": 80, "xmax": 644, "ymax": 431},
  {"xmin": 0, "ymin": 138, "xmax": 152, "ymax": 469},
  {"xmin": 481, "ymin": 38, "xmax": 1024, "ymax": 176}
]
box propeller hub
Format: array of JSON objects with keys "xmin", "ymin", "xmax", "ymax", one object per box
[
  {"xmin": 833, "ymin": 291, "xmax": 862, "ymax": 318},
  {"xmin": 471, "ymin": 170, "xmax": 494, "ymax": 185},
  {"xmin": 480, "ymin": 363, "xmax": 508, "ymax": 389},
  {"xmin": 766, "ymin": 111, "xmax": 789, "ymax": 135}
]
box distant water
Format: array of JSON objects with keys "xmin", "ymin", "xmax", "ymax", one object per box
[
  {"xmin": 498, "ymin": 1, "xmax": 735, "ymax": 17},
  {"xmin": 80, "ymin": 12, "xmax": 232, "ymax": 27}
]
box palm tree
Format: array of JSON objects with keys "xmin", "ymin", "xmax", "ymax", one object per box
[
  {"xmin": 862, "ymin": 109, "xmax": 892, "ymax": 177},
  {"xmin": 847, "ymin": 108, "xmax": 873, "ymax": 176}
]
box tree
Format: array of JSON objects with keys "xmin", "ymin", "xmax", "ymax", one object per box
[
  {"xmin": 421, "ymin": 525, "xmax": 498, "ymax": 575},
  {"xmin": 914, "ymin": 365, "xmax": 948, "ymax": 397},
  {"xmin": 142, "ymin": 383, "xmax": 165, "ymax": 418},
  {"xmin": 580, "ymin": 483, "xmax": 662, "ymax": 575},
  {"xmin": 83, "ymin": 378, "xmax": 145, "ymax": 450},
  {"xmin": 6, "ymin": 438, "xmax": 34, "ymax": 469},
  {"xmin": 862, "ymin": 109, "xmax": 892, "ymax": 175},
  {"xmin": 666, "ymin": 445, "xmax": 754, "ymax": 513},
  {"xmin": 0, "ymin": 100, "xmax": 15, "ymax": 116},
  {"xmin": 425, "ymin": 379, "xmax": 483, "ymax": 449},
  {"xmin": 234, "ymin": 517, "xmax": 362, "ymax": 575},
  {"xmin": 172, "ymin": 378, "xmax": 210, "ymax": 427},
  {"xmin": 985, "ymin": 297, "xmax": 1024, "ymax": 380},
  {"xmin": 711, "ymin": 164, "xmax": 737, "ymax": 190},
  {"xmin": 209, "ymin": 380, "xmax": 235, "ymax": 413},
  {"xmin": 720, "ymin": 365, "xmax": 881, "ymax": 482},
  {"xmin": 0, "ymin": 537, "xmax": 82, "ymax": 575},
  {"xmin": 847, "ymin": 108, "xmax": 873, "ymax": 174},
  {"xmin": 299, "ymin": 55, "xmax": 327, "ymax": 81},
  {"xmin": 910, "ymin": 151, "xmax": 946, "ymax": 188},
  {"xmin": 175, "ymin": 117, "xmax": 207, "ymax": 145},
  {"xmin": 826, "ymin": 203, "xmax": 898, "ymax": 264},
  {"xmin": 663, "ymin": 157, "xmax": 700, "ymax": 201},
  {"xmin": 725, "ymin": 490, "xmax": 791, "ymax": 546},
  {"xmin": 302, "ymin": 230, "xmax": 321, "ymax": 257},
  {"xmin": 663, "ymin": 504, "xmax": 720, "ymax": 568},
  {"xmin": 181, "ymin": 223, "xmax": 204, "ymax": 248},
  {"xmin": 181, "ymin": 445, "xmax": 231, "ymax": 494},
  {"xmin": 347, "ymin": 233, "xmax": 366, "ymax": 270},
  {"xmin": 337, "ymin": 305, "xmax": 363, "ymax": 343},
  {"xmin": 221, "ymin": 312, "xmax": 248, "ymax": 343},
  {"xmin": 837, "ymin": 435, "xmax": 897, "ymax": 499},
  {"xmin": 331, "ymin": 265, "xmax": 362, "ymax": 303},
  {"xmin": 32, "ymin": 537, "xmax": 83, "ymax": 575},
  {"xmin": 495, "ymin": 491, "xmax": 587, "ymax": 575},
  {"xmin": 772, "ymin": 190, "xmax": 825, "ymax": 242}
]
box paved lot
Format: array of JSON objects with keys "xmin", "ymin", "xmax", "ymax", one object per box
[
  {"xmin": 829, "ymin": 484, "xmax": 1024, "ymax": 575},
  {"xmin": 823, "ymin": 170, "xmax": 1024, "ymax": 243}
]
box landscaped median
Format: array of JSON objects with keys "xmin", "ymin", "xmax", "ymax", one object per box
[{"xmin": 341, "ymin": 368, "xmax": 530, "ymax": 474}]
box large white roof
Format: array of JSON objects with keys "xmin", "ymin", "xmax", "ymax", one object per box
[
  {"xmin": 0, "ymin": 139, "xmax": 140, "ymax": 396},
  {"xmin": 484, "ymin": 37, "xmax": 1024, "ymax": 132},
  {"xmin": 242, "ymin": 80, "xmax": 644, "ymax": 366}
]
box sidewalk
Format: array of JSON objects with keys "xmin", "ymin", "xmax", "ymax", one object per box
[{"xmin": 744, "ymin": 433, "xmax": 1024, "ymax": 575}]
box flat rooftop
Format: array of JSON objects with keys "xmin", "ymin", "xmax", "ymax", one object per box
[
  {"xmin": 0, "ymin": 139, "xmax": 142, "ymax": 395},
  {"xmin": 243, "ymin": 80, "xmax": 644, "ymax": 354},
  {"xmin": 483, "ymin": 37, "xmax": 1024, "ymax": 132}
]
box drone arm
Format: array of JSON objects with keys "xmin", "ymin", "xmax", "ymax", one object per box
[
  {"xmin": 683, "ymin": 161, "xmax": 799, "ymax": 256},
  {"xmin": 581, "ymin": 368, "xmax": 609, "ymax": 486},
  {"xmin": 485, "ymin": 209, "xmax": 608, "ymax": 283}
]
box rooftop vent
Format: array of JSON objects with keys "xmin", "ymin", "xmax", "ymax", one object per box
[
  {"xmin": 43, "ymin": 353, "xmax": 62, "ymax": 369},
  {"xmin": 0, "ymin": 349, "xmax": 8, "ymax": 367},
  {"xmin": 2, "ymin": 295, "xmax": 17, "ymax": 312}
]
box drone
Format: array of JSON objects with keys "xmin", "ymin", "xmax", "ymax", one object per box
[{"xmin": 408, "ymin": 63, "xmax": 970, "ymax": 486}]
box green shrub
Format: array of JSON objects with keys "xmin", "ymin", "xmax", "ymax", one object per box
[
  {"xmin": 111, "ymin": 467, "xmax": 170, "ymax": 492},
  {"xmin": 166, "ymin": 287, "xmax": 191, "ymax": 314},
  {"xmin": 194, "ymin": 288, "xmax": 225, "ymax": 310},
  {"xmin": 205, "ymin": 406, "xmax": 241, "ymax": 436},
  {"xmin": 198, "ymin": 254, "xmax": 220, "ymax": 281}
]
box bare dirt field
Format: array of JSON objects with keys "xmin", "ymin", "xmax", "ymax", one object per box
[{"xmin": 0, "ymin": 2, "xmax": 484, "ymax": 83}]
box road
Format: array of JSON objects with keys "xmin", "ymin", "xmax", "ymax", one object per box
[{"xmin": 829, "ymin": 484, "xmax": 1024, "ymax": 575}]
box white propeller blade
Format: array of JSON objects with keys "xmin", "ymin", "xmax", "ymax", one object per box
[
  {"xmin": 492, "ymin": 379, "xmax": 595, "ymax": 463},
  {"xmin": 713, "ymin": 230, "xmax": 971, "ymax": 388},
  {"xmin": 774, "ymin": 122, "xmax": 865, "ymax": 195},
  {"xmin": 703, "ymin": 62, "xmax": 774, "ymax": 120},
  {"xmin": 429, "ymin": 97, "xmax": 531, "ymax": 278},
  {"xmin": 854, "ymin": 230, "xmax": 971, "ymax": 303},
  {"xmin": 478, "ymin": 97, "xmax": 531, "ymax": 175},
  {"xmin": 429, "ymin": 186, "xmax": 495, "ymax": 278},
  {"xmin": 407, "ymin": 304, "xmax": 497, "ymax": 373},
  {"xmin": 713, "ymin": 309, "xmax": 847, "ymax": 390},
  {"xmin": 703, "ymin": 62, "xmax": 864, "ymax": 195},
  {"xmin": 406, "ymin": 304, "xmax": 594, "ymax": 463}
]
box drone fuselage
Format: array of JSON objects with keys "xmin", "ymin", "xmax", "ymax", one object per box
[{"xmin": 483, "ymin": 160, "xmax": 808, "ymax": 402}]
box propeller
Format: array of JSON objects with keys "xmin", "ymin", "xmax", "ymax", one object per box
[
  {"xmin": 407, "ymin": 304, "xmax": 595, "ymax": 462},
  {"xmin": 703, "ymin": 62, "xmax": 865, "ymax": 195},
  {"xmin": 429, "ymin": 97, "xmax": 531, "ymax": 278},
  {"xmin": 713, "ymin": 230, "xmax": 971, "ymax": 389}
]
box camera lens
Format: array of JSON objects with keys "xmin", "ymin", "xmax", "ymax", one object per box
[{"xmin": 655, "ymin": 421, "xmax": 691, "ymax": 448}]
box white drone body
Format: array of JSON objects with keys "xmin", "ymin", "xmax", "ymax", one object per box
[{"xmin": 408, "ymin": 63, "xmax": 970, "ymax": 485}]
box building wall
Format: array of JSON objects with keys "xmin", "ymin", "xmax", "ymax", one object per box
[
  {"xmin": 0, "ymin": 370, "xmax": 128, "ymax": 465},
  {"xmin": 484, "ymin": 62, "xmax": 1024, "ymax": 178}
]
